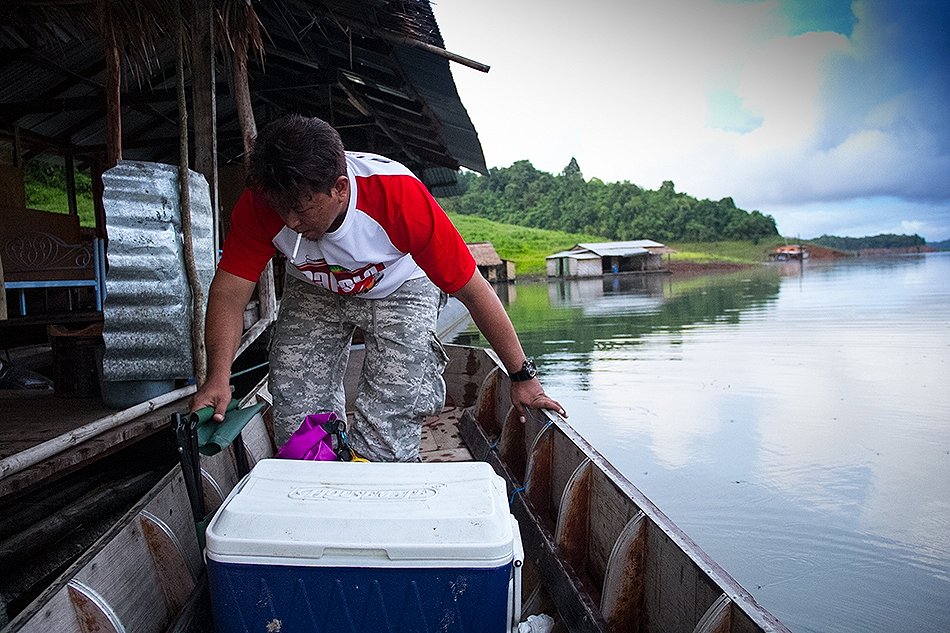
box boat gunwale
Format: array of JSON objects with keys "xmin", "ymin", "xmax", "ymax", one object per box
[{"xmin": 451, "ymin": 344, "xmax": 789, "ymax": 632}]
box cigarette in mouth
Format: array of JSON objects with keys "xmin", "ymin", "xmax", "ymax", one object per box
[{"xmin": 291, "ymin": 232, "xmax": 302, "ymax": 263}]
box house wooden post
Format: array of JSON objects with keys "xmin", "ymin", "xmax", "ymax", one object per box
[
  {"xmin": 99, "ymin": 0, "xmax": 121, "ymax": 167},
  {"xmin": 230, "ymin": 3, "xmax": 277, "ymax": 327},
  {"xmin": 65, "ymin": 149, "xmax": 78, "ymax": 218},
  {"xmin": 0, "ymin": 253, "xmax": 6, "ymax": 320},
  {"xmin": 178, "ymin": 5, "xmax": 207, "ymax": 385},
  {"xmin": 190, "ymin": 0, "xmax": 219, "ymax": 256}
]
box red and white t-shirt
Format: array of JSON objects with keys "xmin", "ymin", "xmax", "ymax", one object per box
[{"xmin": 218, "ymin": 152, "xmax": 476, "ymax": 299}]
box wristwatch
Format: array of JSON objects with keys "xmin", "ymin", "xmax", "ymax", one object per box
[{"xmin": 509, "ymin": 358, "xmax": 537, "ymax": 382}]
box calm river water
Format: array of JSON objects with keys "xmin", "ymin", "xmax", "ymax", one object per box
[{"xmin": 453, "ymin": 252, "xmax": 950, "ymax": 633}]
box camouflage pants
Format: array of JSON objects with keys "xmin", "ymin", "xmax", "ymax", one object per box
[{"xmin": 270, "ymin": 275, "xmax": 448, "ymax": 462}]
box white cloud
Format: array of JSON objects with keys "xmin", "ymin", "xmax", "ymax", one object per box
[{"xmin": 434, "ymin": 0, "xmax": 950, "ymax": 240}]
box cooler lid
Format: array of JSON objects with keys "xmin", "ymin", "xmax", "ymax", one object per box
[{"xmin": 205, "ymin": 460, "xmax": 515, "ymax": 568}]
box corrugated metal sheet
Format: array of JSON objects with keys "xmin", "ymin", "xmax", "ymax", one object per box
[
  {"xmin": 573, "ymin": 240, "xmax": 675, "ymax": 257},
  {"xmin": 546, "ymin": 251, "xmax": 601, "ymax": 260},
  {"xmin": 100, "ymin": 161, "xmax": 214, "ymax": 381},
  {"xmin": 575, "ymin": 241, "xmax": 662, "ymax": 257}
]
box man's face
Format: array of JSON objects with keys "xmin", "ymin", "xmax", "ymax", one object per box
[{"xmin": 273, "ymin": 176, "xmax": 349, "ymax": 241}]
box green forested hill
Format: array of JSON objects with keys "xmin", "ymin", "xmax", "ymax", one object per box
[
  {"xmin": 809, "ymin": 234, "xmax": 926, "ymax": 251},
  {"xmin": 438, "ymin": 159, "xmax": 778, "ymax": 243},
  {"xmin": 448, "ymin": 212, "xmax": 785, "ymax": 275}
]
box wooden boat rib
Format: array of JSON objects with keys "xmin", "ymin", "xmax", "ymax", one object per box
[{"xmin": 3, "ymin": 344, "xmax": 790, "ymax": 633}]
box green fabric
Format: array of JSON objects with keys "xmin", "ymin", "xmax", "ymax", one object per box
[{"xmin": 194, "ymin": 399, "xmax": 267, "ymax": 456}]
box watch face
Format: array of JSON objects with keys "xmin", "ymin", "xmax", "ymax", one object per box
[{"xmin": 510, "ymin": 358, "xmax": 538, "ymax": 381}]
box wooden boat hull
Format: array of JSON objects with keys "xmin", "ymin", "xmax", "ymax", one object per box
[{"xmin": 3, "ymin": 344, "xmax": 790, "ymax": 633}]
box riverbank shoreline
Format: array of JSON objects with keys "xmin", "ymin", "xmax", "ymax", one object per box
[{"xmin": 666, "ymin": 259, "xmax": 757, "ymax": 276}]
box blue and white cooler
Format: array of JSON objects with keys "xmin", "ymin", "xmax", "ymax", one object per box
[{"xmin": 205, "ymin": 460, "xmax": 523, "ymax": 632}]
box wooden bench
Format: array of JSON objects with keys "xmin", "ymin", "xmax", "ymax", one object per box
[{"xmin": 1, "ymin": 208, "xmax": 105, "ymax": 318}]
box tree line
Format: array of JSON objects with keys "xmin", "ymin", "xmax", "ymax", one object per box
[
  {"xmin": 809, "ymin": 234, "xmax": 926, "ymax": 251},
  {"xmin": 438, "ymin": 158, "xmax": 779, "ymax": 243}
]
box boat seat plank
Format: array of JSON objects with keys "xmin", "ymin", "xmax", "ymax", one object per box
[
  {"xmin": 692, "ymin": 594, "xmax": 732, "ymax": 633},
  {"xmin": 67, "ymin": 582, "xmax": 123, "ymax": 633},
  {"xmin": 497, "ymin": 406, "xmax": 528, "ymax": 482},
  {"xmin": 139, "ymin": 511, "xmax": 196, "ymax": 614},
  {"xmin": 601, "ymin": 512, "xmax": 647, "ymax": 632},
  {"xmin": 523, "ymin": 423, "xmax": 556, "ymax": 532},
  {"xmin": 555, "ymin": 459, "xmax": 593, "ymax": 579},
  {"xmin": 472, "ymin": 366, "xmax": 506, "ymax": 437},
  {"xmin": 419, "ymin": 447, "xmax": 472, "ymax": 463}
]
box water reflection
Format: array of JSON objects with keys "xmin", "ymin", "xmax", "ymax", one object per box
[
  {"xmin": 547, "ymin": 273, "xmax": 668, "ymax": 313},
  {"xmin": 454, "ymin": 254, "xmax": 950, "ymax": 633}
]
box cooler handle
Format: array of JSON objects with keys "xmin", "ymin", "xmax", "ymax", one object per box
[{"xmin": 510, "ymin": 514, "xmax": 524, "ymax": 632}]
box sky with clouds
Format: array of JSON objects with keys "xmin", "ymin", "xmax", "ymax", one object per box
[{"xmin": 432, "ymin": 0, "xmax": 950, "ymax": 241}]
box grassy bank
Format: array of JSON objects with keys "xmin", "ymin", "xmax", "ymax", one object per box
[
  {"xmin": 666, "ymin": 238, "xmax": 789, "ymax": 265},
  {"xmin": 449, "ymin": 212, "xmax": 792, "ymax": 275},
  {"xmin": 447, "ymin": 213, "xmax": 603, "ymax": 275}
]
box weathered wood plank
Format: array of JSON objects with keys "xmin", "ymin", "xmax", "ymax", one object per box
[
  {"xmin": 420, "ymin": 404, "xmax": 472, "ymax": 462},
  {"xmin": 588, "ymin": 466, "xmax": 641, "ymax": 597},
  {"xmin": 237, "ymin": 412, "xmax": 275, "ymax": 468},
  {"xmin": 420, "ymin": 408, "xmax": 463, "ymax": 452},
  {"xmin": 535, "ymin": 409, "xmax": 791, "ymax": 633},
  {"xmin": 0, "ymin": 396, "xmax": 187, "ymax": 499},
  {"xmin": 647, "ymin": 520, "xmax": 723, "ymax": 632},
  {"xmin": 164, "ymin": 572, "xmax": 212, "ymax": 633},
  {"xmin": 0, "ymin": 471, "xmax": 156, "ymax": 567},
  {"xmin": 512, "ymin": 493, "xmax": 609, "ymax": 633},
  {"xmin": 13, "ymin": 585, "xmax": 82, "ymax": 633}
]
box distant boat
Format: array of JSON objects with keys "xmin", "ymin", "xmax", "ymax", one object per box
[{"xmin": 768, "ymin": 244, "xmax": 808, "ymax": 261}]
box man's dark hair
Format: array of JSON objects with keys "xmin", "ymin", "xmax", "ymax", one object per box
[{"xmin": 248, "ymin": 114, "xmax": 346, "ymax": 210}]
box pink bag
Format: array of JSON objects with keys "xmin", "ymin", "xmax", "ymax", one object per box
[{"xmin": 276, "ymin": 412, "xmax": 340, "ymax": 461}]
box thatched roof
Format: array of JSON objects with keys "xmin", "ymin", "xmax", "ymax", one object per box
[
  {"xmin": 467, "ymin": 241, "xmax": 503, "ymax": 266},
  {"xmin": 0, "ymin": 0, "xmax": 486, "ymax": 194}
]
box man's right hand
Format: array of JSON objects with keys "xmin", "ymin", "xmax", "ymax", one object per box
[
  {"xmin": 189, "ymin": 378, "xmax": 233, "ymax": 423},
  {"xmin": 194, "ymin": 269, "xmax": 259, "ymax": 423}
]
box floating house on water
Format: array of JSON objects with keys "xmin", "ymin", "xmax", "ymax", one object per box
[
  {"xmin": 467, "ymin": 241, "xmax": 515, "ymax": 283},
  {"xmin": 546, "ymin": 240, "xmax": 674, "ymax": 277},
  {"xmin": 768, "ymin": 245, "xmax": 809, "ymax": 261}
]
